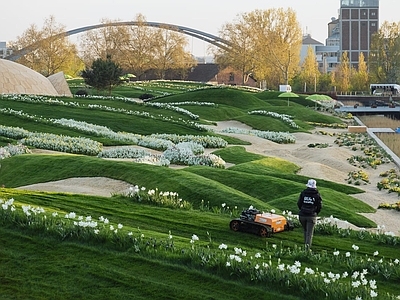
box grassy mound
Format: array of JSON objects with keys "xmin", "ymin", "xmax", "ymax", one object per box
[{"xmin": 0, "ymin": 82, "xmax": 398, "ymax": 299}]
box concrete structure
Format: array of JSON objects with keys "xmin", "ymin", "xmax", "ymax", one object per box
[
  {"xmin": 0, "ymin": 42, "xmax": 12, "ymax": 58},
  {"xmin": 336, "ymin": 105, "xmax": 400, "ymax": 116},
  {"xmin": 0, "ymin": 59, "xmax": 71, "ymax": 97},
  {"xmin": 353, "ymin": 116, "xmax": 400, "ymax": 169},
  {"xmin": 322, "ymin": 17, "xmax": 341, "ymax": 73},
  {"xmin": 340, "ymin": 0, "xmax": 379, "ymax": 67},
  {"xmin": 48, "ymin": 72, "xmax": 73, "ymax": 97}
]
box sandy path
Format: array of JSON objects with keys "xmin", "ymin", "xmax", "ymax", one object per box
[{"xmin": 17, "ymin": 120, "xmax": 400, "ymax": 236}]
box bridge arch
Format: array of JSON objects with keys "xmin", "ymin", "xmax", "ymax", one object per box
[{"xmin": 5, "ymin": 21, "xmax": 231, "ymax": 62}]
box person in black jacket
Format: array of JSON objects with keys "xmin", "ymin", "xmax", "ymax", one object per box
[{"xmin": 297, "ymin": 179, "xmax": 322, "ymax": 250}]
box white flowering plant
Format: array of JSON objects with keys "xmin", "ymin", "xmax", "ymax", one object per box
[
  {"xmin": 248, "ymin": 110, "xmax": 299, "ymax": 129},
  {"xmin": 162, "ymin": 142, "xmax": 225, "ymax": 168},
  {"xmin": 221, "ymin": 127, "xmax": 296, "ymax": 144},
  {"xmin": 0, "ymin": 196, "xmax": 399, "ymax": 299},
  {"xmin": 123, "ymin": 185, "xmax": 192, "ymax": 209}
]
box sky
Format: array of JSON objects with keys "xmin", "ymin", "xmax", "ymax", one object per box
[{"xmin": 1, "ymin": 0, "xmax": 399, "ymax": 57}]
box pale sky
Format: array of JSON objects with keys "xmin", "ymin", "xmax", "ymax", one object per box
[{"xmin": 1, "ymin": 0, "xmax": 399, "ymax": 56}]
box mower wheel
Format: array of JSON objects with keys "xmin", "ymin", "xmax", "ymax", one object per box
[
  {"xmin": 259, "ymin": 226, "xmax": 272, "ymax": 238},
  {"xmin": 285, "ymin": 221, "xmax": 295, "ymax": 231},
  {"xmin": 230, "ymin": 220, "xmax": 241, "ymax": 232}
]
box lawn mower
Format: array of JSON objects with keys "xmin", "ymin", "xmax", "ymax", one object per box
[{"xmin": 230, "ymin": 208, "xmax": 294, "ymax": 237}]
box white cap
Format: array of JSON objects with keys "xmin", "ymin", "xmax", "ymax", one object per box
[{"xmin": 306, "ymin": 179, "xmax": 317, "ymax": 189}]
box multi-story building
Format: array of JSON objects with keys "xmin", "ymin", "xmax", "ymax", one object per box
[
  {"xmin": 301, "ymin": 29, "xmax": 340, "ymax": 74},
  {"xmin": 301, "ymin": 14, "xmax": 341, "ymax": 74},
  {"xmin": 321, "ymin": 17, "xmax": 341, "ymax": 73},
  {"xmin": 301, "ymin": 0, "xmax": 379, "ymax": 73},
  {"xmin": 0, "ymin": 42, "xmax": 12, "ymax": 58},
  {"xmin": 339, "ymin": 0, "xmax": 379, "ymax": 67}
]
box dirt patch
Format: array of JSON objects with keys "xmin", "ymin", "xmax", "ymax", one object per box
[{"xmin": 17, "ymin": 177, "xmax": 132, "ymax": 198}]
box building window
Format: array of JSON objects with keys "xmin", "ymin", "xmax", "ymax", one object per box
[{"xmin": 229, "ymin": 73, "xmax": 234, "ymax": 82}]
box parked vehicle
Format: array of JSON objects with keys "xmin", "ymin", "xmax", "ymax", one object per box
[{"xmin": 279, "ymin": 85, "xmax": 292, "ymax": 92}]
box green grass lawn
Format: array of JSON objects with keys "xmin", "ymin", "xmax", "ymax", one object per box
[{"xmin": 0, "ymin": 82, "xmax": 399, "ymax": 299}]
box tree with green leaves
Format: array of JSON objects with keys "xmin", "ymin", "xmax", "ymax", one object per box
[
  {"xmin": 81, "ymin": 55, "xmax": 123, "ymax": 95},
  {"xmin": 318, "ymin": 73, "xmax": 333, "ymax": 93},
  {"xmin": 369, "ymin": 21, "xmax": 400, "ymax": 83}
]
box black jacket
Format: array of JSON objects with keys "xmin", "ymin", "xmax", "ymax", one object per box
[{"xmin": 297, "ymin": 187, "xmax": 322, "ymax": 216}]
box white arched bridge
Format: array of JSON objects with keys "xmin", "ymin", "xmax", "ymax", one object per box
[{"xmin": 5, "ymin": 21, "xmax": 232, "ymax": 61}]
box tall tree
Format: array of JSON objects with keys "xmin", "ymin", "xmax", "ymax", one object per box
[
  {"xmin": 253, "ymin": 8, "xmax": 302, "ymax": 86},
  {"xmin": 215, "ymin": 8, "xmax": 302, "ymax": 88},
  {"xmin": 351, "ymin": 52, "xmax": 369, "ymax": 92},
  {"xmin": 79, "ymin": 18, "xmax": 129, "ymax": 66},
  {"xmin": 120, "ymin": 14, "xmax": 159, "ymax": 80},
  {"xmin": 214, "ymin": 16, "xmax": 256, "ymax": 85},
  {"xmin": 318, "ymin": 73, "xmax": 333, "ymax": 93},
  {"xmin": 369, "ymin": 21, "xmax": 400, "ymax": 83},
  {"xmin": 79, "ymin": 16, "xmax": 196, "ymax": 79},
  {"xmin": 299, "ymin": 46, "xmax": 320, "ymax": 92},
  {"xmin": 12, "ymin": 16, "xmax": 79, "ymax": 76},
  {"xmin": 151, "ymin": 25, "xmax": 195, "ymax": 79},
  {"xmin": 81, "ymin": 55, "xmax": 123, "ymax": 95},
  {"xmin": 334, "ymin": 51, "xmax": 351, "ymax": 92}
]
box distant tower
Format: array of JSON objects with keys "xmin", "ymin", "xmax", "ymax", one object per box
[{"xmin": 339, "ymin": 0, "xmax": 379, "ymax": 68}]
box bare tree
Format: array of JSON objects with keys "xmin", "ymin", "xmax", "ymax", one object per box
[
  {"xmin": 79, "ymin": 15, "xmax": 196, "ymax": 80},
  {"xmin": 120, "ymin": 14, "xmax": 162, "ymax": 80},
  {"xmin": 152, "ymin": 25, "xmax": 196, "ymax": 79},
  {"xmin": 214, "ymin": 16, "xmax": 257, "ymax": 85},
  {"xmin": 79, "ymin": 18, "xmax": 129, "ymax": 66}
]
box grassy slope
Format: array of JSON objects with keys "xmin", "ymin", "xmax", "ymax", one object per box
[
  {"xmin": 0, "ymin": 152, "xmax": 375, "ymax": 227},
  {"xmin": 0, "ymin": 84, "xmax": 396, "ymax": 299},
  {"xmin": 0, "ymin": 228, "xmax": 296, "ymax": 300}
]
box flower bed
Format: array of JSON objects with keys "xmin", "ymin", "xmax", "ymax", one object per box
[{"xmin": 221, "ymin": 127, "xmax": 296, "ymax": 144}]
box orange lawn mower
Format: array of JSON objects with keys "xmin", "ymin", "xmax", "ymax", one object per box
[{"xmin": 230, "ymin": 208, "xmax": 294, "ymax": 237}]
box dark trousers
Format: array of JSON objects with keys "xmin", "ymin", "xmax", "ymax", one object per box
[{"xmin": 299, "ymin": 215, "xmax": 317, "ymax": 248}]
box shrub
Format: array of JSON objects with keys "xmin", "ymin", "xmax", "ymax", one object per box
[
  {"xmin": 139, "ymin": 93, "xmax": 154, "ymax": 100},
  {"xmin": 75, "ymin": 89, "xmax": 88, "ymax": 96}
]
